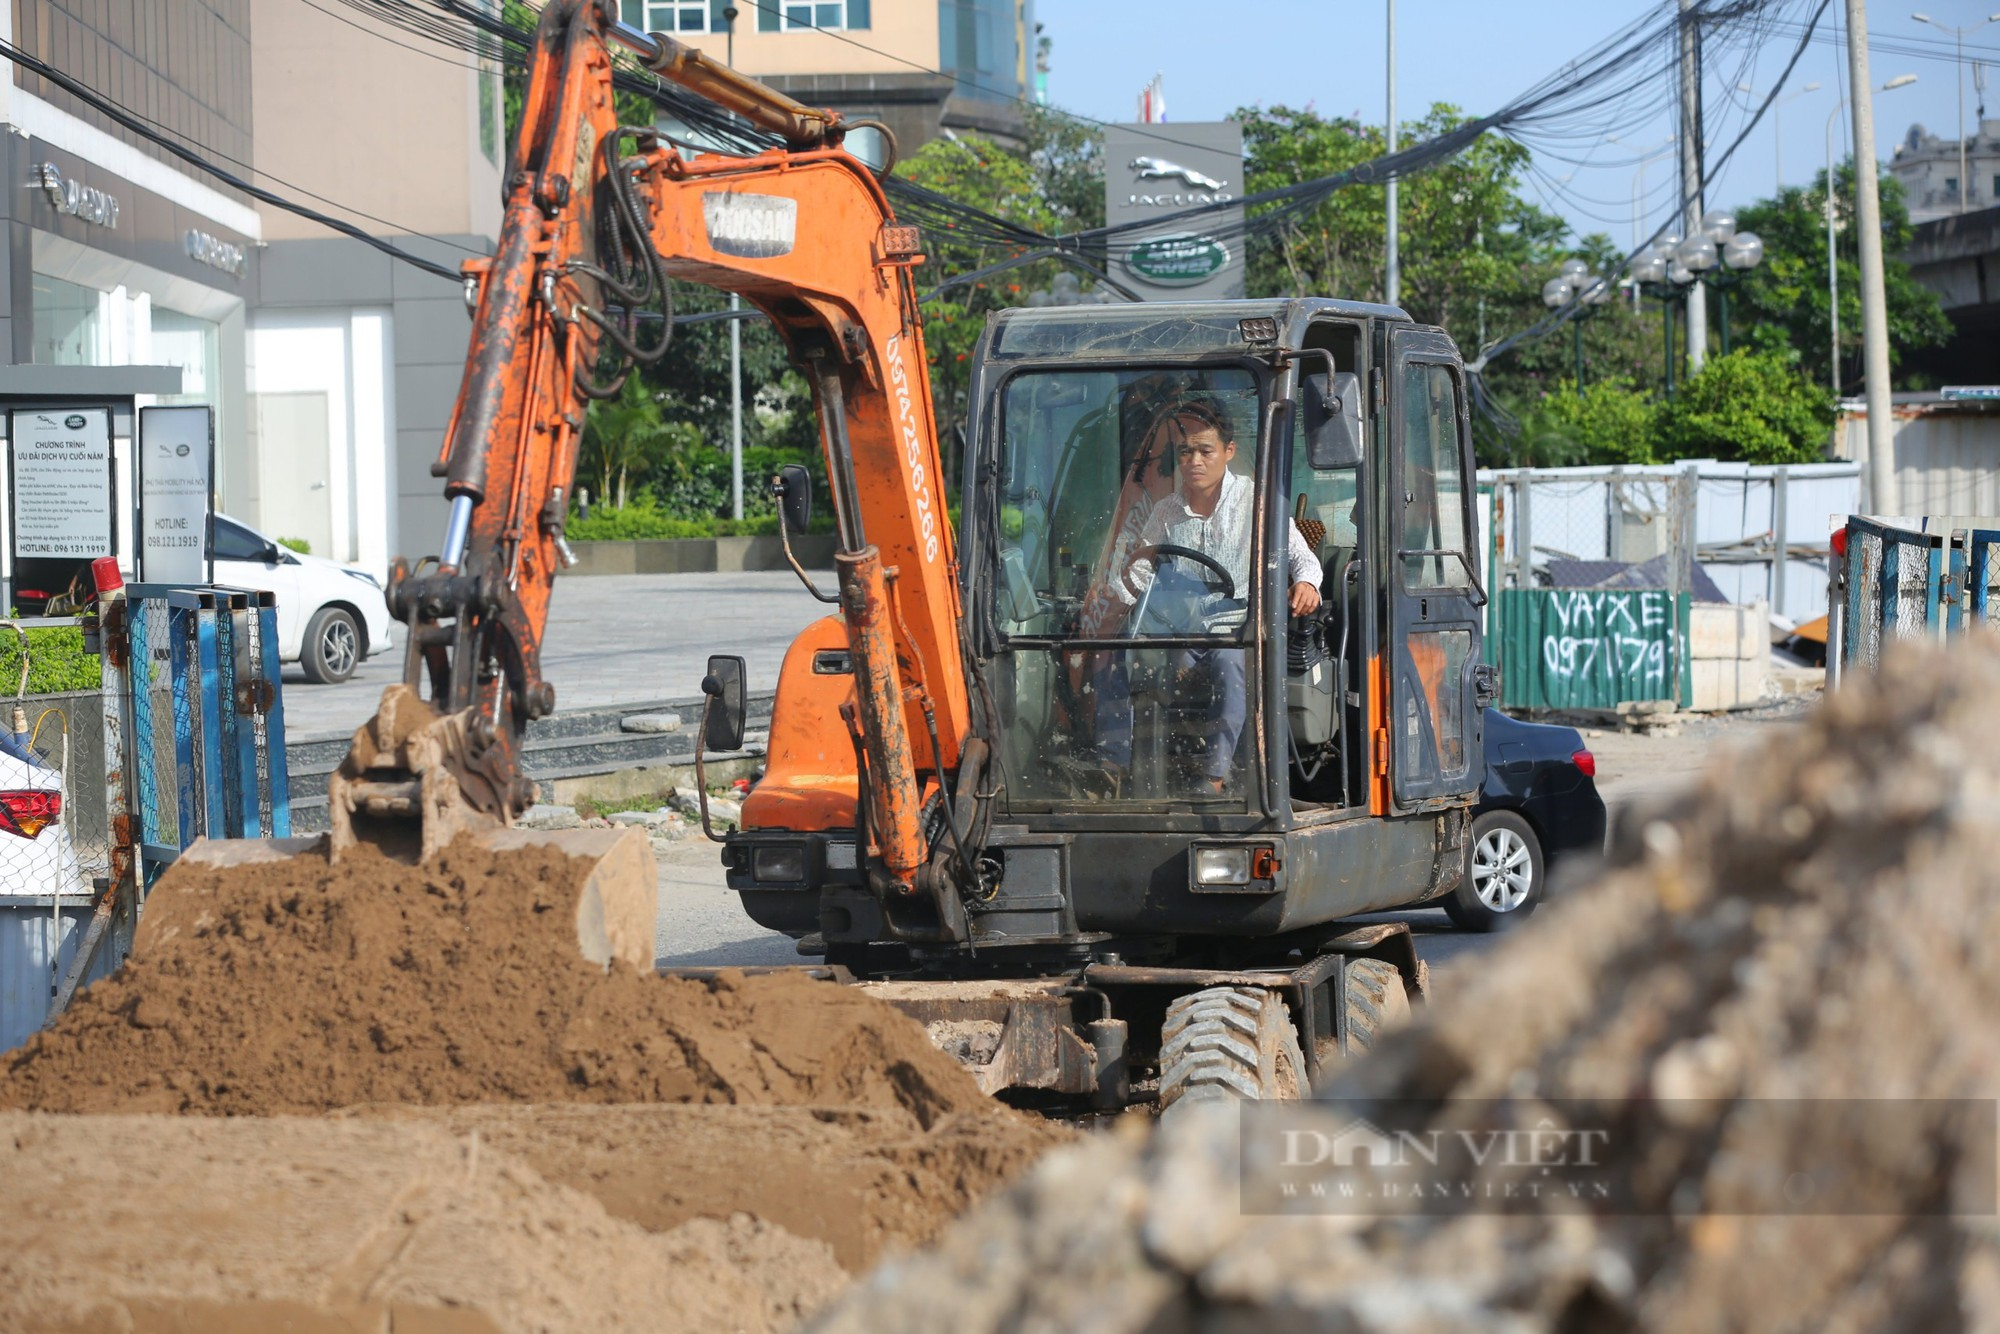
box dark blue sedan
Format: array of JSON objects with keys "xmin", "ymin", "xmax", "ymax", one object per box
[{"xmin": 1446, "ymin": 709, "xmax": 1608, "ymax": 931}]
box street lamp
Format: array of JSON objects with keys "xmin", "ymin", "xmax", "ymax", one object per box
[
  {"xmin": 1542, "ymin": 259, "xmax": 1613, "ymax": 391},
  {"xmin": 1691, "ymin": 210, "xmax": 1765, "ymax": 354},
  {"xmin": 1824, "ymin": 75, "xmax": 1919, "ymax": 397},
  {"xmin": 1912, "ymin": 14, "xmax": 2000, "ymax": 213},
  {"xmin": 1628, "ymin": 237, "xmax": 1691, "ymax": 396}
]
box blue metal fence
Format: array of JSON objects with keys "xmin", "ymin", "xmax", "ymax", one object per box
[
  {"xmin": 1834, "ymin": 519, "xmax": 2000, "ymax": 676},
  {"xmin": 127, "ymin": 584, "xmax": 290, "ymax": 889}
]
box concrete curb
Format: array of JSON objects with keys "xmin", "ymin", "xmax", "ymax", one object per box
[{"xmin": 561, "ymin": 535, "xmax": 836, "ymax": 577}]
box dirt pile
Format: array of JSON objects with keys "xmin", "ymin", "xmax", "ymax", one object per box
[
  {"xmin": 1, "ymin": 837, "xmax": 985, "ymax": 1120},
  {"xmin": 0, "ymin": 835, "xmax": 1068, "ymax": 1331},
  {"xmin": 0, "ymin": 1110, "xmax": 846, "ymax": 1334},
  {"xmin": 379, "ymin": 1103, "xmax": 1069, "ymax": 1271},
  {"xmin": 811, "ymin": 640, "xmax": 2000, "ymax": 1332}
]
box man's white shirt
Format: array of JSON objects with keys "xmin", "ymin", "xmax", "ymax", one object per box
[{"xmin": 1112, "ymin": 469, "xmax": 1321, "ymax": 612}]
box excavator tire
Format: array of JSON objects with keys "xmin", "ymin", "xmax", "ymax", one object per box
[
  {"xmin": 1157, "ymin": 986, "xmax": 1308, "ymax": 1120},
  {"xmin": 1319, "ymin": 957, "xmax": 1411, "ymax": 1072}
]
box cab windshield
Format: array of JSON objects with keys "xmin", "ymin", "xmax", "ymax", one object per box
[
  {"xmin": 990, "ymin": 367, "xmax": 1261, "ymax": 643},
  {"xmin": 985, "ymin": 366, "xmax": 1263, "ymax": 810}
]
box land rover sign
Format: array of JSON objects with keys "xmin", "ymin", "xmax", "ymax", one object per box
[
  {"xmin": 1125, "ymin": 233, "xmax": 1231, "ymax": 286},
  {"xmin": 1104, "ymin": 122, "xmax": 1244, "ymax": 301}
]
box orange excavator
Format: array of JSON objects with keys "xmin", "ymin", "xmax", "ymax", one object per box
[{"xmin": 289, "ymin": 0, "xmax": 1494, "ymax": 1113}]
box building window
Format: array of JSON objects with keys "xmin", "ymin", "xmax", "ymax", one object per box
[
  {"xmin": 756, "ymin": 0, "xmax": 868, "ymax": 31},
  {"xmin": 1945, "ymin": 176, "xmax": 1960, "ymax": 197},
  {"xmin": 940, "ymin": 0, "xmax": 1024, "ymax": 104},
  {"xmin": 623, "ymin": 0, "xmax": 711, "ymax": 31}
]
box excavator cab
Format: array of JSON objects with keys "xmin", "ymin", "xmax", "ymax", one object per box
[
  {"xmin": 964, "ymin": 300, "xmax": 1487, "ymax": 881},
  {"xmin": 732, "ymin": 299, "xmax": 1489, "ymax": 972}
]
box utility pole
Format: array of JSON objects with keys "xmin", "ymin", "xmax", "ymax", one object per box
[
  {"xmin": 1679, "ymin": 0, "xmax": 1708, "ymax": 373},
  {"xmin": 729, "ymin": 293, "xmax": 743, "ymax": 521},
  {"xmin": 1384, "ymin": 0, "xmax": 1399, "ymax": 307},
  {"xmin": 1848, "ymin": 0, "xmax": 1897, "ymax": 514},
  {"xmin": 725, "ymin": 6, "xmax": 744, "ymax": 522}
]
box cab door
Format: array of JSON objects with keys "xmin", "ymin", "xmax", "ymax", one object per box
[{"xmin": 1384, "ymin": 326, "xmax": 1483, "ymax": 809}]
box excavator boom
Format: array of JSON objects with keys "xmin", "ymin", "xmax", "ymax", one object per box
[{"xmin": 312, "ymin": 0, "xmax": 970, "ymax": 929}]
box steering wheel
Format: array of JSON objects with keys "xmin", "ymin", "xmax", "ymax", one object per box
[{"xmin": 1122, "ymin": 543, "xmax": 1235, "ymax": 600}]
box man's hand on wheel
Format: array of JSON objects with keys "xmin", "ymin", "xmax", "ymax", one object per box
[{"xmin": 1289, "ymin": 581, "xmax": 1322, "ymax": 616}]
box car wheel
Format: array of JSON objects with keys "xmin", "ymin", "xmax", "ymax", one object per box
[
  {"xmin": 1446, "ymin": 809, "xmax": 1545, "ymax": 932},
  {"xmin": 302, "ymin": 607, "xmax": 361, "ymax": 684}
]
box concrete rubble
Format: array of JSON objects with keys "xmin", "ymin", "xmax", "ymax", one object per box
[{"xmin": 810, "ymin": 640, "xmax": 2000, "ymax": 1333}]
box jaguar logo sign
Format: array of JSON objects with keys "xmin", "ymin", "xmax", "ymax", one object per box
[
  {"xmin": 36, "ymin": 163, "xmax": 119, "ymax": 228},
  {"xmin": 1130, "ymin": 156, "xmax": 1226, "ymax": 191},
  {"xmin": 1123, "ymin": 233, "xmax": 1231, "ymax": 286}
]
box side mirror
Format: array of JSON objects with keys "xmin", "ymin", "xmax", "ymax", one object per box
[
  {"xmin": 841, "ymin": 123, "xmax": 896, "ymax": 173},
  {"xmin": 701, "ymin": 654, "xmax": 747, "ymax": 752},
  {"xmin": 1303, "ymin": 371, "xmax": 1364, "ymax": 469},
  {"xmin": 260, "ymin": 543, "xmax": 284, "ymax": 565},
  {"xmin": 775, "ymin": 464, "xmax": 812, "ymax": 536}
]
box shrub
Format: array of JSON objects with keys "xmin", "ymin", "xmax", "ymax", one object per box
[
  {"xmin": 567, "ymin": 492, "xmax": 802, "ymax": 541},
  {"xmin": 0, "ymin": 625, "xmax": 101, "ymax": 695},
  {"xmin": 277, "ymin": 537, "xmax": 311, "ymax": 555},
  {"xmin": 1515, "ymin": 379, "xmax": 1659, "ymax": 467},
  {"xmin": 1653, "ymin": 351, "xmax": 1835, "ymax": 465}
]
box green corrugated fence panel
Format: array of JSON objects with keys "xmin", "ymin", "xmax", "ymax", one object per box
[{"xmin": 1496, "ymin": 588, "xmax": 1691, "ymax": 711}]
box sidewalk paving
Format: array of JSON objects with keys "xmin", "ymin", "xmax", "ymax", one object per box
[{"xmin": 281, "ymin": 570, "xmax": 836, "ymax": 737}]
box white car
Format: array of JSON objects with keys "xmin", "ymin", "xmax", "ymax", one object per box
[
  {"xmin": 210, "ymin": 515, "xmax": 394, "ymax": 684},
  {"xmin": 0, "ymin": 741, "xmax": 84, "ymax": 898}
]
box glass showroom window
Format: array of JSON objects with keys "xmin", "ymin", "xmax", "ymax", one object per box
[{"xmin": 31, "ymin": 274, "xmax": 103, "ymax": 365}]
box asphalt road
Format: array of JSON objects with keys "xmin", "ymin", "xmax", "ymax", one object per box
[
  {"xmin": 282, "ymin": 570, "xmax": 837, "ymax": 736},
  {"xmin": 287, "ymin": 568, "xmax": 1810, "ymax": 990},
  {"xmin": 651, "ymin": 701, "xmax": 1813, "ymax": 983}
]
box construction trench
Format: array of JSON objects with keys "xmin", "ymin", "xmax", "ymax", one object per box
[{"xmin": 5, "ymin": 639, "xmax": 2000, "ymax": 1331}]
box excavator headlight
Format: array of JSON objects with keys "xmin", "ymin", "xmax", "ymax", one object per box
[
  {"xmin": 752, "ymin": 844, "xmax": 807, "ymax": 884},
  {"xmin": 1192, "ymin": 846, "xmax": 1252, "ymax": 886}
]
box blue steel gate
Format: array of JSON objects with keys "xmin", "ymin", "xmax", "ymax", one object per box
[
  {"xmin": 1834, "ymin": 519, "xmax": 2000, "ymax": 675},
  {"xmin": 126, "ymin": 584, "xmax": 291, "ymax": 886}
]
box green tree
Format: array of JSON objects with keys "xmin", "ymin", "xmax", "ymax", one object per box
[
  {"xmin": 1237, "ymin": 104, "xmax": 1566, "ymax": 344},
  {"xmin": 1513, "ymin": 378, "xmax": 1660, "ymax": 467},
  {"xmin": 580, "ymin": 377, "xmax": 698, "ymax": 510},
  {"xmin": 1653, "ymin": 350, "xmax": 1836, "ymax": 464},
  {"xmin": 1022, "ymin": 103, "xmax": 1105, "ymax": 236},
  {"xmin": 1728, "ymin": 164, "xmax": 1950, "ymax": 389},
  {"xmin": 899, "ymin": 131, "xmax": 1064, "ymax": 435}
]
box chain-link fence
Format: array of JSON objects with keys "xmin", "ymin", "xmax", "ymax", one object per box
[
  {"xmin": 1482, "ymin": 462, "xmax": 1859, "ymax": 617},
  {"xmin": 0, "ymin": 682, "xmax": 119, "ymax": 1052},
  {"xmin": 1833, "ymin": 520, "xmax": 1998, "ymax": 678}
]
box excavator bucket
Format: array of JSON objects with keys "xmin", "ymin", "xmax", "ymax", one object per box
[{"xmin": 162, "ymin": 684, "xmax": 662, "ymax": 973}]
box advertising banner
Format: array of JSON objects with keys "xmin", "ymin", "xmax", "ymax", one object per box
[
  {"xmin": 8, "ymin": 407, "xmax": 114, "ymax": 563},
  {"xmin": 137, "ymin": 405, "xmax": 214, "ymax": 585},
  {"xmin": 1104, "ymin": 122, "xmax": 1246, "ymax": 301}
]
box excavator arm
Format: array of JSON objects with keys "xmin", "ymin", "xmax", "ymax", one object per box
[{"xmin": 332, "ymin": 0, "xmax": 974, "ymax": 919}]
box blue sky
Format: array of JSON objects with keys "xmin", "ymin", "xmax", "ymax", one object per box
[{"xmin": 1036, "ymin": 0, "xmax": 1996, "ymax": 248}]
